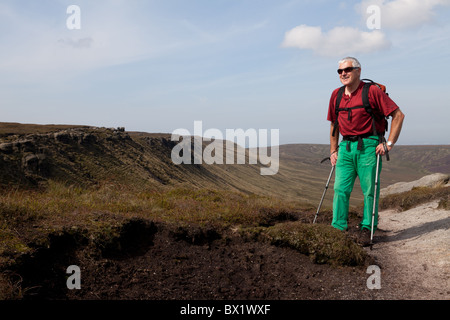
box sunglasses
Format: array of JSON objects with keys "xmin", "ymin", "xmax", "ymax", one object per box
[{"xmin": 337, "ymin": 67, "xmax": 359, "ymax": 74}]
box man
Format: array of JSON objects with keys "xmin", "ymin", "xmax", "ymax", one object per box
[{"xmin": 327, "ymin": 57, "xmax": 405, "ymax": 246}]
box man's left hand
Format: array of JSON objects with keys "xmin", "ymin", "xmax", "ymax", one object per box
[{"xmin": 376, "ymin": 143, "xmax": 391, "ymax": 155}]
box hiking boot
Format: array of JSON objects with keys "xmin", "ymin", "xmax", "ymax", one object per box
[
  {"xmin": 357, "ymin": 228, "xmax": 372, "ymax": 247},
  {"xmin": 347, "ymin": 225, "xmax": 360, "ymax": 242}
]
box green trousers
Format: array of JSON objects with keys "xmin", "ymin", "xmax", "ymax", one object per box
[{"xmin": 332, "ymin": 136, "xmax": 382, "ymax": 231}]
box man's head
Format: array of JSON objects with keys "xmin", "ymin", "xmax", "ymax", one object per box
[{"xmin": 338, "ymin": 57, "xmax": 361, "ymax": 88}]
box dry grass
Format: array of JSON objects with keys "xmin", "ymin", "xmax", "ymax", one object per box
[
  {"xmin": 0, "ymin": 182, "xmax": 311, "ymax": 267},
  {"xmin": 0, "ymin": 122, "xmax": 90, "ymax": 136},
  {"xmin": 0, "ymin": 181, "xmax": 307, "ymax": 226}
]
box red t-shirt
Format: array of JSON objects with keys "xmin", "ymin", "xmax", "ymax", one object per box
[{"xmin": 327, "ymin": 81, "xmax": 399, "ymax": 136}]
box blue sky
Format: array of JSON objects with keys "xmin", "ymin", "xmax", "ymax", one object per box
[{"xmin": 1, "ymin": 0, "xmax": 449, "ymax": 145}]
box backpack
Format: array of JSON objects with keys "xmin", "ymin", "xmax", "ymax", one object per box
[{"xmin": 331, "ymin": 79, "xmax": 389, "ymax": 138}]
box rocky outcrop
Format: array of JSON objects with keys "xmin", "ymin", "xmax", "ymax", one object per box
[
  {"xmin": 0, "ymin": 126, "xmax": 133, "ymax": 186},
  {"xmin": 380, "ymin": 173, "xmax": 449, "ymax": 197}
]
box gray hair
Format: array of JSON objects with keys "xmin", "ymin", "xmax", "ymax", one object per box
[{"xmin": 338, "ymin": 57, "xmax": 361, "ymax": 68}]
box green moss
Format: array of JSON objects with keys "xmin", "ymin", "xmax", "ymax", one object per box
[
  {"xmin": 0, "ymin": 227, "xmax": 32, "ymax": 268},
  {"xmin": 265, "ymin": 221, "xmax": 367, "ymax": 266}
]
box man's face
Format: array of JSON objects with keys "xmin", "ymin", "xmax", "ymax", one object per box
[{"xmin": 338, "ymin": 61, "xmax": 361, "ymax": 87}]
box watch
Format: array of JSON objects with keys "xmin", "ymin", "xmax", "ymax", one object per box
[{"xmin": 387, "ymin": 141, "xmax": 393, "ymax": 147}]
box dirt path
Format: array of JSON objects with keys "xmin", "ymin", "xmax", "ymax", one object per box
[{"xmin": 370, "ymin": 200, "xmax": 450, "ymax": 299}]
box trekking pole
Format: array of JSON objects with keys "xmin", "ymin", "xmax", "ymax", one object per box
[
  {"xmin": 370, "ymin": 142, "xmax": 389, "ymax": 246},
  {"xmin": 370, "ymin": 153, "xmax": 381, "ymax": 245},
  {"xmin": 313, "ymin": 157, "xmax": 335, "ymax": 224}
]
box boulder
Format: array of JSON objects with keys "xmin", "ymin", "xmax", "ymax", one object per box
[
  {"xmin": 22, "ymin": 153, "xmax": 49, "ymax": 176},
  {"xmin": 17, "ymin": 139, "xmax": 35, "ymax": 152},
  {"xmin": 81, "ymin": 133, "xmax": 97, "ymax": 144},
  {"xmin": 0, "ymin": 143, "xmax": 14, "ymax": 154},
  {"xmin": 54, "ymin": 131, "xmax": 71, "ymax": 144}
]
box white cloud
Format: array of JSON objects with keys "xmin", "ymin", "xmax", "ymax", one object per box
[
  {"xmin": 57, "ymin": 37, "xmax": 94, "ymax": 49},
  {"xmin": 281, "ymin": 25, "xmax": 391, "ymax": 57},
  {"xmin": 281, "ymin": 0, "xmax": 449, "ymax": 56},
  {"xmin": 358, "ymin": 0, "xmax": 450, "ymax": 29},
  {"xmin": 0, "ymin": 2, "xmax": 166, "ymax": 80}
]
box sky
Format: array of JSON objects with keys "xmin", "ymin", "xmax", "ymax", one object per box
[{"xmin": 1, "ymin": 0, "xmax": 450, "ymax": 146}]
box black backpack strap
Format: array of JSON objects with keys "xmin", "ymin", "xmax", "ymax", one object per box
[
  {"xmin": 362, "ymin": 82, "xmax": 371, "ymax": 108},
  {"xmin": 335, "ymin": 86, "xmax": 345, "ymax": 110},
  {"xmin": 362, "ymin": 82, "xmax": 378, "ymax": 136},
  {"xmin": 332, "ymin": 86, "xmax": 345, "ymax": 137}
]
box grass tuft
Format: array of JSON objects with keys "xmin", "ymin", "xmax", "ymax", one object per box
[
  {"xmin": 380, "ymin": 186, "xmax": 449, "ymax": 211},
  {"xmin": 265, "ymin": 221, "xmax": 368, "ymax": 266}
]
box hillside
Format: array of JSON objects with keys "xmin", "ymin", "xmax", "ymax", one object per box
[
  {"xmin": 0, "ymin": 123, "xmax": 273, "ymax": 194},
  {"xmin": 1, "ymin": 122, "xmax": 448, "ymax": 207}
]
